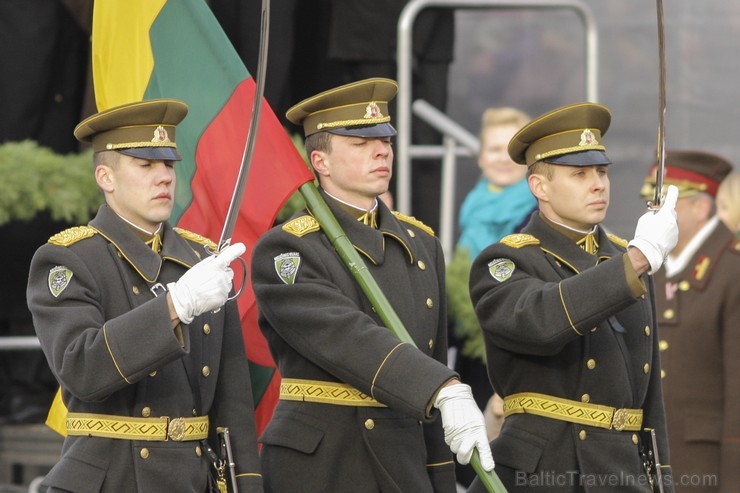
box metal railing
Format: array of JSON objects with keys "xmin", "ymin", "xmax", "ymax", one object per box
[
  {"xmin": 396, "ymin": 0, "xmax": 599, "ymax": 251},
  {"xmin": 412, "ymin": 99, "xmax": 478, "ymax": 258},
  {"xmin": 0, "ymin": 336, "xmax": 41, "ymax": 350}
]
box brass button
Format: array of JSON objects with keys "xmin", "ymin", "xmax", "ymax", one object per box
[
  {"xmin": 149, "ymin": 371, "xmax": 157, "ymax": 377},
  {"xmin": 581, "ymin": 394, "xmax": 590, "ymax": 403},
  {"xmin": 132, "ymin": 286, "xmax": 140, "ymax": 295},
  {"xmin": 643, "ymin": 363, "xmax": 650, "ymax": 374},
  {"xmin": 632, "ymin": 434, "xmax": 639, "ymax": 445},
  {"xmin": 141, "ymin": 406, "xmax": 151, "ymax": 417},
  {"xmin": 428, "ymin": 339, "xmax": 434, "ymax": 349},
  {"xmin": 203, "ymin": 323, "xmax": 211, "ymax": 335},
  {"xmin": 140, "ymin": 448, "xmax": 150, "ymax": 459},
  {"xmin": 663, "ymin": 309, "xmax": 675, "ymax": 319},
  {"xmin": 661, "ymin": 369, "xmax": 666, "ymax": 379},
  {"xmin": 644, "ymin": 325, "xmax": 651, "ymax": 336},
  {"xmin": 426, "ymin": 298, "xmax": 433, "ymax": 308},
  {"xmin": 590, "ymin": 327, "xmax": 597, "ymax": 333},
  {"xmin": 579, "ymin": 430, "xmax": 587, "ymax": 441},
  {"xmin": 364, "ymin": 419, "xmax": 375, "ymax": 430},
  {"xmin": 417, "ymin": 260, "xmax": 426, "ymax": 270},
  {"xmin": 195, "ymin": 445, "xmax": 202, "ymax": 457},
  {"xmin": 587, "ymin": 359, "xmax": 596, "ymax": 370},
  {"xmin": 192, "ymin": 408, "xmax": 198, "ymax": 416},
  {"xmin": 678, "ymin": 280, "xmax": 690, "ymax": 291},
  {"xmin": 659, "ymin": 340, "xmax": 669, "ymax": 351},
  {"xmin": 202, "ymin": 366, "xmax": 211, "ymax": 377},
  {"xmin": 407, "ymin": 229, "xmax": 415, "ymax": 238}
]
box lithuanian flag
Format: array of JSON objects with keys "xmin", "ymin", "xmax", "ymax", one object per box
[{"xmin": 91, "ymin": 0, "xmax": 314, "ymax": 435}]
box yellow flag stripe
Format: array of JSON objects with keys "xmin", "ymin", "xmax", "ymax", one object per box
[{"xmin": 92, "ymin": 0, "xmax": 166, "ymax": 111}]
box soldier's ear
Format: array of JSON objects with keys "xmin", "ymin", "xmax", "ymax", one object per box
[
  {"xmin": 528, "ymin": 173, "xmax": 548, "ymax": 202},
  {"xmin": 95, "ymin": 165, "xmax": 115, "ymax": 192},
  {"xmin": 311, "ymin": 150, "xmax": 331, "ymax": 177}
]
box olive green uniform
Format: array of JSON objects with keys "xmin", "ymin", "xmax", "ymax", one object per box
[
  {"xmin": 251, "ymin": 192, "xmax": 457, "ymax": 492},
  {"xmin": 27, "ymin": 205, "xmax": 262, "ymax": 493},
  {"xmin": 469, "ymin": 213, "xmax": 673, "ymax": 492}
]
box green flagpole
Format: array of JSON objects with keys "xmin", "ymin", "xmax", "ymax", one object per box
[{"xmin": 299, "ymin": 181, "xmax": 507, "ymax": 493}]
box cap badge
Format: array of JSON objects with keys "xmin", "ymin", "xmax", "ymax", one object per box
[
  {"xmin": 364, "ymin": 102, "xmax": 384, "ymax": 119},
  {"xmin": 274, "ymin": 252, "xmax": 301, "ymax": 285},
  {"xmin": 579, "ymin": 129, "xmax": 597, "ymax": 146},
  {"xmin": 152, "ymin": 125, "xmax": 171, "ymax": 143}
]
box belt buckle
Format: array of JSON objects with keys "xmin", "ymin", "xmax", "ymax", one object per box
[
  {"xmin": 167, "ymin": 417, "xmax": 186, "ymax": 441},
  {"xmin": 611, "ymin": 408, "xmax": 628, "ymax": 431}
]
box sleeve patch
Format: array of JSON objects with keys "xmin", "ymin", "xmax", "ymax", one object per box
[
  {"xmin": 48, "ymin": 266, "xmax": 74, "ymax": 297},
  {"xmin": 274, "ymin": 252, "xmax": 301, "ymax": 284},
  {"xmin": 488, "ymin": 258, "xmax": 515, "ymax": 282}
]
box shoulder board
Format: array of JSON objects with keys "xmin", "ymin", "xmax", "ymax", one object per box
[
  {"xmin": 391, "ymin": 211, "xmax": 435, "ymax": 236},
  {"xmin": 500, "ymin": 233, "xmax": 540, "ymax": 248},
  {"xmin": 282, "ymin": 215, "xmax": 320, "ymax": 237},
  {"xmin": 173, "ymin": 227, "xmax": 217, "ymax": 250},
  {"xmin": 607, "ymin": 233, "xmax": 629, "ymax": 248},
  {"xmin": 48, "ymin": 226, "xmax": 97, "ymax": 247}
]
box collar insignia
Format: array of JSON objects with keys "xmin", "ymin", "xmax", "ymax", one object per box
[
  {"xmin": 48, "ymin": 265, "xmax": 73, "ymax": 298},
  {"xmin": 488, "ymin": 258, "xmax": 515, "ymax": 283},
  {"xmin": 275, "ymin": 252, "xmax": 301, "ymax": 285}
]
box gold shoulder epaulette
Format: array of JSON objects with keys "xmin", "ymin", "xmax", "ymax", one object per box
[
  {"xmin": 282, "ymin": 215, "xmax": 320, "ymax": 237},
  {"xmin": 607, "ymin": 233, "xmax": 629, "ymax": 248},
  {"xmin": 392, "ymin": 211, "xmax": 435, "ymax": 236},
  {"xmin": 48, "ymin": 226, "xmax": 97, "ymax": 246},
  {"xmin": 174, "ymin": 227, "xmax": 217, "ymax": 251},
  {"xmin": 500, "ymin": 233, "xmax": 540, "ymax": 248}
]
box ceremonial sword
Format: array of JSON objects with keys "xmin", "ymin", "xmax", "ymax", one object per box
[
  {"xmin": 212, "ymin": 0, "xmax": 271, "ymax": 302},
  {"xmin": 650, "ymin": 0, "xmax": 667, "ymax": 209}
]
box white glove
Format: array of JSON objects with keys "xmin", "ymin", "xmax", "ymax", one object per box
[
  {"xmin": 434, "ymin": 383, "xmax": 495, "ymax": 471},
  {"xmin": 628, "ymin": 184, "xmax": 679, "ymax": 274},
  {"xmin": 167, "ymin": 242, "xmax": 246, "ymax": 324}
]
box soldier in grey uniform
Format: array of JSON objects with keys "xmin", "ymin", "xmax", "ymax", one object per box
[
  {"xmin": 468, "ymin": 103, "xmax": 679, "ymax": 492},
  {"xmin": 27, "ymin": 99, "xmax": 262, "ymax": 492},
  {"xmin": 250, "ymin": 78, "xmax": 494, "ymax": 492},
  {"xmin": 640, "ymin": 150, "xmax": 740, "ymax": 493}
]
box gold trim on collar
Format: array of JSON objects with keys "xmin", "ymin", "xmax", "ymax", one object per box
[
  {"xmin": 48, "ymin": 226, "xmax": 97, "ymax": 246},
  {"xmin": 501, "ymin": 234, "xmax": 540, "ymax": 248},
  {"xmin": 282, "ymin": 215, "xmax": 321, "ymax": 237},
  {"xmin": 173, "ymin": 227, "xmax": 217, "ymax": 250},
  {"xmin": 392, "ymin": 211, "xmax": 434, "ymax": 236}
]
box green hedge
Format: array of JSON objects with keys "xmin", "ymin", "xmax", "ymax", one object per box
[{"xmin": 0, "ymin": 140, "xmax": 99, "ymax": 226}]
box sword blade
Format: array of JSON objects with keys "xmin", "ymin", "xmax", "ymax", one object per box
[
  {"xmin": 218, "ymin": 0, "xmax": 271, "ymax": 250},
  {"xmin": 652, "ymin": 0, "xmax": 667, "ymax": 209}
]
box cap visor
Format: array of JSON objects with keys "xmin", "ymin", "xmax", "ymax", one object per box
[
  {"xmin": 545, "ymin": 150, "xmax": 611, "ymax": 166},
  {"xmin": 118, "ymin": 147, "xmax": 182, "ymax": 161},
  {"xmin": 328, "ymin": 123, "xmax": 397, "ymax": 138}
]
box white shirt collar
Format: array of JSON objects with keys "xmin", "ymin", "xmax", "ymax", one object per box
[
  {"xmin": 324, "ymin": 191, "xmax": 378, "ymax": 213},
  {"xmin": 664, "ymin": 216, "xmax": 719, "ymax": 278}
]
